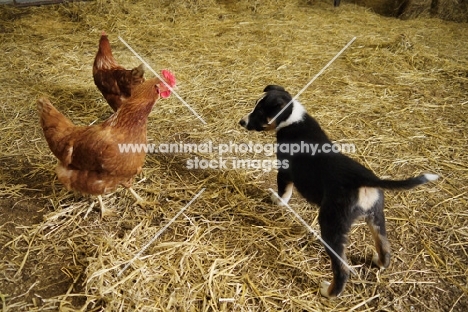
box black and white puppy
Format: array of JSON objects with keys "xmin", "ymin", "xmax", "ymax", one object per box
[{"xmin": 239, "ymin": 85, "xmax": 439, "ymax": 298}]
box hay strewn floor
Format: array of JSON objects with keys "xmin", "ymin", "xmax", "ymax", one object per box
[{"xmin": 0, "ymin": 0, "xmax": 467, "ymax": 311}]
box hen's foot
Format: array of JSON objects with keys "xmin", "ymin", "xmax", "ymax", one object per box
[
  {"xmin": 98, "ymin": 195, "xmax": 118, "ymax": 219},
  {"xmin": 128, "ymin": 187, "xmax": 155, "ymax": 209}
]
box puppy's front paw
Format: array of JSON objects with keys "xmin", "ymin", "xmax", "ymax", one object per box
[
  {"xmin": 270, "ymin": 193, "xmax": 286, "ymax": 206},
  {"xmin": 320, "ymin": 281, "xmax": 342, "ymax": 298},
  {"xmin": 372, "ymin": 253, "xmax": 387, "ymax": 270},
  {"xmin": 320, "ymin": 281, "xmax": 331, "ymax": 298}
]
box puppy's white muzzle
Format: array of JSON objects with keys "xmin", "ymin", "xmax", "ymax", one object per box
[{"xmin": 239, "ymin": 115, "xmax": 249, "ymax": 128}]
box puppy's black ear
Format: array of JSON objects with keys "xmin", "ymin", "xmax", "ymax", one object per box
[{"xmin": 264, "ymin": 85, "xmax": 286, "ymax": 93}]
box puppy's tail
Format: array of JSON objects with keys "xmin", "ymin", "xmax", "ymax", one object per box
[{"xmin": 365, "ymin": 173, "xmax": 439, "ymax": 190}]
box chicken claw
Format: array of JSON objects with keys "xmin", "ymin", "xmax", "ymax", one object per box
[
  {"xmin": 128, "ymin": 187, "xmax": 152, "ymax": 209},
  {"xmin": 98, "ymin": 195, "xmax": 117, "ymax": 219}
]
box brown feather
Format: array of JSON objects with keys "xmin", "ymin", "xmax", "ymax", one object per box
[
  {"xmin": 38, "ymin": 77, "xmax": 162, "ymax": 196},
  {"xmin": 93, "ymin": 32, "xmax": 145, "ymax": 111}
]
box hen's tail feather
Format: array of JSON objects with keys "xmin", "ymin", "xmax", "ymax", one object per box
[
  {"xmin": 365, "ymin": 173, "xmax": 439, "ymax": 190},
  {"xmin": 37, "ymin": 97, "xmax": 76, "ymax": 164},
  {"xmin": 37, "ymin": 97, "xmax": 75, "ymax": 130},
  {"xmin": 95, "ymin": 32, "xmax": 118, "ymax": 70}
]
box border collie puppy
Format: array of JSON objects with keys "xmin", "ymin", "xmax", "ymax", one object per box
[{"xmin": 239, "ymin": 85, "xmax": 438, "ymax": 298}]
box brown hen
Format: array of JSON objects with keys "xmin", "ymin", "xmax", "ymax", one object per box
[
  {"xmin": 93, "ymin": 31, "xmax": 145, "ymax": 112},
  {"xmin": 38, "ymin": 72, "xmax": 176, "ymax": 217}
]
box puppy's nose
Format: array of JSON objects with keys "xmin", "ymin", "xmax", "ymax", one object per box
[{"xmin": 239, "ymin": 119, "xmax": 246, "ymax": 127}]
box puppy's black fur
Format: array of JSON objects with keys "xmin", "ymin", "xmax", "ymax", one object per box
[{"xmin": 239, "ymin": 85, "xmax": 438, "ymax": 297}]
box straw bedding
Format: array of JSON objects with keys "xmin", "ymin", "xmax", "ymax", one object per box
[
  {"xmin": 350, "ymin": 0, "xmax": 468, "ymax": 22},
  {"xmin": 0, "ymin": 0, "xmax": 467, "ymax": 311}
]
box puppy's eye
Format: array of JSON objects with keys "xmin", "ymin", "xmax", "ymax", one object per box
[
  {"xmin": 255, "ymin": 104, "xmax": 265, "ymax": 113},
  {"xmin": 253, "ymin": 108, "xmax": 263, "ymax": 116},
  {"xmin": 273, "ymin": 99, "xmax": 285, "ymax": 107}
]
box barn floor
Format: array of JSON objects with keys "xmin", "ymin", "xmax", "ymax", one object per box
[{"xmin": 0, "ymin": 0, "xmax": 467, "ymax": 311}]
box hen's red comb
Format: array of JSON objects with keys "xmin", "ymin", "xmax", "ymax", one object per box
[
  {"xmin": 159, "ymin": 70, "xmax": 176, "ymax": 98},
  {"xmin": 161, "ymin": 69, "xmax": 176, "ymax": 88}
]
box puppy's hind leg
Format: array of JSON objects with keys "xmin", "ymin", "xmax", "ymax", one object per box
[
  {"xmin": 366, "ymin": 191, "xmax": 391, "ymax": 269},
  {"xmin": 271, "ymin": 170, "xmax": 293, "ymax": 206},
  {"xmin": 318, "ymin": 205, "xmax": 351, "ymax": 298}
]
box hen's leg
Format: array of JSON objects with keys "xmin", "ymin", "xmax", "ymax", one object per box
[
  {"xmin": 128, "ymin": 187, "xmax": 144, "ymax": 202},
  {"xmin": 128, "ymin": 187, "xmax": 151, "ymax": 208},
  {"xmin": 98, "ymin": 195, "xmax": 117, "ymax": 218}
]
